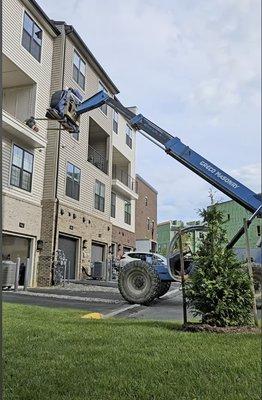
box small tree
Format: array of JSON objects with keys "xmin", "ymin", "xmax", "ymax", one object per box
[{"xmin": 186, "ymin": 204, "xmax": 254, "ymax": 326}]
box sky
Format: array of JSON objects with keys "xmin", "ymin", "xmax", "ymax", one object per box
[{"xmin": 39, "ymin": 0, "xmax": 261, "ymax": 222}]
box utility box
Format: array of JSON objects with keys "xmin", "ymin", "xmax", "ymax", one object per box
[
  {"xmin": 91, "ymin": 261, "xmax": 104, "ymax": 280},
  {"xmin": 2, "ymin": 260, "xmax": 16, "ymax": 288}
]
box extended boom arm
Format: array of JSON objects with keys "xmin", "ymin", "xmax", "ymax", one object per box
[{"xmin": 76, "ymin": 90, "xmax": 262, "ymax": 218}]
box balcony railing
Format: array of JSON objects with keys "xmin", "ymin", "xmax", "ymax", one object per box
[
  {"xmin": 112, "ymin": 165, "xmax": 137, "ymax": 193},
  {"xmin": 88, "ymin": 145, "xmax": 108, "ymax": 174}
]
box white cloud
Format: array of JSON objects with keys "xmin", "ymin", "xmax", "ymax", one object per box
[{"xmin": 230, "ymin": 163, "xmax": 261, "ymax": 193}]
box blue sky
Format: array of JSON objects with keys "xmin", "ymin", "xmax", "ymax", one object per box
[{"xmin": 40, "ymin": 0, "xmax": 261, "ymax": 222}]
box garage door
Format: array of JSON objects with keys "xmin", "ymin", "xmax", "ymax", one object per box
[{"xmin": 58, "ymin": 235, "xmax": 77, "ymax": 279}]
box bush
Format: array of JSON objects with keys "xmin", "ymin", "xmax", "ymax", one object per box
[{"xmin": 186, "ymin": 205, "xmax": 254, "ymax": 326}]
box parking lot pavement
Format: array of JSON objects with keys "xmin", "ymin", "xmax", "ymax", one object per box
[
  {"xmin": 3, "ymin": 283, "xmax": 186, "ymax": 320},
  {"xmin": 2, "ymin": 291, "xmax": 124, "ymax": 314},
  {"xmin": 4, "ymin": 282, "xmax": 260, "ymax": 322}
]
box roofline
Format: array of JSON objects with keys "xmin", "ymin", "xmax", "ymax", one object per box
[
  {"xmin": 157, "ymin": 221, "xmax": 172, "ymax": 227},
  {"xmin": 53, "ymin": 22, "xmax": 119, "ymax": 95},
  {"xmin": 27, "ymin": 0, "xmax": 60, "ymax": 35},
  {"xmin": 136, "ymin": 174, "xmax": 158, "ymax": 194}
]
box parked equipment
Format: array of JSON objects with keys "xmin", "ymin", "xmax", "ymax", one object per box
[{"xmin": 46, "ymin": 89, "xmax": 262, "ymax": 304}]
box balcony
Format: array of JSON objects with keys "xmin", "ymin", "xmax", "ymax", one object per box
[
  {"xmin": 88, "ymin": 117, "xmax": 109, "ymax": 174},
  {"xmin": 2, "ymin": 110, "xmax": 47, "ymax": 149},
  {"xmin": 112, "ymin": 165, "xmax": 138, "ymax": 200},
  {"xmin": 88, "ymin": 145, "xmax": 108, "ymax": 174}
]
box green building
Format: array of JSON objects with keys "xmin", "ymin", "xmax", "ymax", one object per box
[
  {"xmin": 157, "ymin": 220, "xmax": 183, "ymax": 256},
  {"xmin": 157, "ymin": 220, "xmax": 204, "ymax": 256},
  {"xmin": 213, "ymin": 199, "xmax": 261, "ymax": 263}
]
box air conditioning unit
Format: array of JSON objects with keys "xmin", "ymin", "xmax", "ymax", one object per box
[
  {"xmin": 2, "ymin": 260, "xmax": 16, "ymax": 288},
  {"xmin": 91, "ymin": 261, "xmax": 104, "ymax": 279}
]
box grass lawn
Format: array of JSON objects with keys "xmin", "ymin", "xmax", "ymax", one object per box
[{"xmin": 3, "ymin": 303, "xmax": 261, "ymax": 400}]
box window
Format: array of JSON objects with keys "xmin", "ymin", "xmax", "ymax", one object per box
[
  {"xmin": 145, "ymin": 196, "xmax": 148, "ymax": 206},
  {"xmin": 126, "ymin": 124, "xmax": 132, "ymax": 148},
  {"xmin": 124, "ymin": 201, "xmax": 131, "ymax": 225},
  {"xmin": 22, "ymin": 12, "xmax": 42, "ymax": 62},
  {"xmin": 111, "ymin": 192, "xmax": 116, "ymax": 218},
  {"xmin": 113, "ymin": 110, "xmax": 118, "ymax": 133},
  {"xmin": 66, "ymin": 162, "xmax": 81, "ymax": 200},
  {"xmin": 99, "ymin": 82, "xmax": 108, "ymax": 115},
  {"xmin": 95, "ymin": 180, "xmax": 105, "ymax": 212},
  {"xmin": 227, "ymin": 214, "xmax": 230, "ymax": 220},
  {"xmin": 73, "ymin": 51, "xmax": 86, "ymax": 90},
  {"xmin": 147, "ymin": 218, "xmax": 150, "ymax": 230},
  {"xmin": 10, "ymin": 145, "xmax": 34, "ymax": 192},
  {"xmin": 257, "ymin": 226, "xmax": 261, "ymax": 237}
]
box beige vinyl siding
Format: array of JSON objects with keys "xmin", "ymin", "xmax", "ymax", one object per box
[
  {"xmin": 2, "ymin": 0, "xmax": 54, "ymax": 204},
  {"xmin": 3, "ymin": 85, "xmax": 36, "ymax": 121},
  {"xmin": 110, "ymin": 194, "xmax": 135, "ymax": 233},
  {"xmin": 2, "ymin": 132, "xmax": 46, "ymax": 205},
  {"xmin": 3, "ymin": 0, "xmax": 54, "ymax": 139},
  {"xmin": 112, "ymin": 113, "xmax": 136, "ymax": 168},
  {"xmin": 50, "ymin": 34, "xmax": 113, "ymax": 221}
]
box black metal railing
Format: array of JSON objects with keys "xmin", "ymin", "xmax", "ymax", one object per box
[
  {"xmin": 112, "ymin": 165, "xmax": 137, "ymax": 192},
  {"xmin": 88, "ymin": 145, "xmax": 108, "ymax": 174}
]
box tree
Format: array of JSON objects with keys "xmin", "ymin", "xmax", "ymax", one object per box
[{"xmin": 186, "ymin": 204, "xmax": 254, "ymax": 327}]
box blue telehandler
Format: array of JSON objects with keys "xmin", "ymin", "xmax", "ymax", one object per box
[{"xmin": 45, "ymin": 88, "xmax": 261, "ymax": 305}]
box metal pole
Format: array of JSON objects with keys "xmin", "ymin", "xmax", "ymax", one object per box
[
  {"xmin": 109, "ymin": 259, "xmax": 113, "ymax": 281},
  {"xmin": 14, "ymin": 257, "xmax": 20, "ymax": 291},
  {"xmin": 178, "ymin": 230, "xmax": 187, "ymax": 325},
  {"xmin": 243, "ymin": 218, "xmax": 258, "ymax": 327},
  {"xmin": 23, "ymin": 258, "xmax": 30, "ymax": 291},
  {"xmin": 105, "ymin": 260, "xmax": 108, "ymax": 283},
  {"xmin": 63, "ymin": 261, "xmax": 66, "ymax": 287},
  {"xmin": 67, "ymin": 260, "xmax": 70, "ymax": 284}
]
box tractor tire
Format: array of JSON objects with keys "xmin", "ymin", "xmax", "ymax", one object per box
[
  {"xmin": 118, "ymin": 260, "xmax": 160, "ymax": 305},
  {"xmin": 157, "ymin": 281, "xmax": 171, "ymax": 298}
]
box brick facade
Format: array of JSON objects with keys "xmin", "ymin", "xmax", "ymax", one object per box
[
  {"xmin": 112, "ymin": 225, "xmax": 136, "ymax": 259},
  {"xmin": 38, "ymin": 200, "xmax": 112, "ymax": 285},
  {"xmin": 135, "ymin": 175, "xmax": 158, "ymax": 249}
]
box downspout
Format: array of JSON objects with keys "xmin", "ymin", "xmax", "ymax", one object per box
[{"xmin": 51, "ymin": 25, "xmax": 74, "ymax": 284}]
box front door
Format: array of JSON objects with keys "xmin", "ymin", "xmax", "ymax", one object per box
[{"xmin": 58, "ymin": 235, "xmax": 77, "ymax": 279}]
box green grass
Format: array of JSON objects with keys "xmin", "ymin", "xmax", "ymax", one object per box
[{"xmin": 3, "ymin": 303, "xmax": 261, "ymax": 400}]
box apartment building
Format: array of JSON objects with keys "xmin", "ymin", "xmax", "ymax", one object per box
[
  {"xmin": 157, "ymin": 219, "xmax": 203, "ymax": 256},
  {"xmin": 110, "ymin": 107, "xmax": 138, "ymax": 261},
  {"xmin": 135, "ymin": 175, "xmax": 158, "ymax": 253},
  {"xmin": 2, "ymin": 0, "xmax": 59, "ymax": 286},
  {"xmin": 157, "ymin": 220, "xmax": 184, "ymax": 256},
  {"xmin": 37, "ymin": 22, "xmax": 137, "ymax": 284},
  {"xmin": 211, "ymin": 199, "xmax": 261, "ymax": 263}
]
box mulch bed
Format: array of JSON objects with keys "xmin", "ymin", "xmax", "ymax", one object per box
[{"xmin": 183, "ymin": 323, "xmax": 261, "ymax": 334}]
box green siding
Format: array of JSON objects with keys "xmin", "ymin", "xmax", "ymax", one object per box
[
  {"xmin": 213, "ymin": 201, "xmax": 261, "ymax": 248},
  {"xmin": 157, "ymin": 222, "xmax": 170, "ymax": 256}
]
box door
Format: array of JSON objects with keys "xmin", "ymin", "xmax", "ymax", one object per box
[
  {"xmin": 58, "ymin": 235, "xmax": 77, "ymax": 279},
  {"xmin": 91, "ymin": 243, "xmax": 105, "ymax": 263}
]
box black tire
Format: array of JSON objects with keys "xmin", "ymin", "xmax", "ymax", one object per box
[
  {"xmin": 118, "ymin": 260, "xmax": 160, "ymax": 305},
  {"xmin": 157, "ymin": 281, "xmax": 171, "ymax": 298}
]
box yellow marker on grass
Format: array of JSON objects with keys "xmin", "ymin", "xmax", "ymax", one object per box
[{"xmin": 81, "ymin": 312, "xmax": 103, "ymax": 319}]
